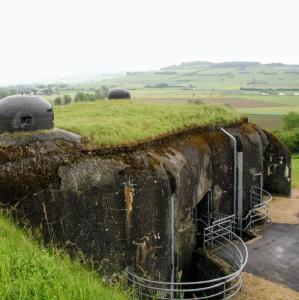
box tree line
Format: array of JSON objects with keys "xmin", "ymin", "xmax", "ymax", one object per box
[
  {"xmin": 54, "ymin": 86, "xmax": 109, "ymax": 106},
  {"xmin": 275, "ymin": 111, "xmax": 299, "ymax": 153}
]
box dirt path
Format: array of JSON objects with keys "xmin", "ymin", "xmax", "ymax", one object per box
[
  {"xmin": 269, "ymin": 189, "xmax": 299, "ymax": 224},
  {"xmin": 235, "ymin": 272, "xmax": 299, "ymax": 300}
]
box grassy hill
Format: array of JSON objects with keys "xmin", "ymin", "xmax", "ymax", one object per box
[
  {"xmin": 80, "ymin": 61, "xmax": 299, "ymax": 91},
  {"xmin": 54, "ymin": 100, "xmax": 242, "ymax": 147},
  {"xmin": 2, "ymin": 60, "xmax": 296, "ymax": 131},
  {"xmin": 2, "ymin": 60, "xmax": 298, "ymax": 131},
  {"xmin": 0, "ymin": 215, "xmax": 131, "ymax": 300},
  {"xmin": 65, "ymin": 61, "xmax": 299, "ymax": 131}
]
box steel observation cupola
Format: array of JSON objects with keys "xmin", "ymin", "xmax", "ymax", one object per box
[
  {"xmin": 0, "ymin": 95, "xmax": 54, "ymax": 133},
  {"xmin": 107, "ymin": 88, "xmax": 131, "ymax": 100}
]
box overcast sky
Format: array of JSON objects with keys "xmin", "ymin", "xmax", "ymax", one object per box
[{"xmin": 0, "ymin": 0, "xmax": 298, "ymax": 85}]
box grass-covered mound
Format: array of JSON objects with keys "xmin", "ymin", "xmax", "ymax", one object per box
[
  {"xmin": 0, "ymin": 215, "xmax": 131, "ymax": 300},
  {"xmin": 55, "ymin": 100, "xmax": 242, "ymax": 147}
]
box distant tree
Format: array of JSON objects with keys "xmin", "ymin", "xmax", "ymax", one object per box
[
  {"xmin": 74, "ymin": 92, "xmax": 80, "ymax": 102},
  {"xmin": 101, "ymin": 85, "xmax": 109, "ymax": 98},
  {"xmin": 74, "ymin": 92, "xmax": 85, "ymax": 102},
  {"xmin": 155, "ymin": 83, "xmax": 168, "ymax": 88},
  {"xmin": 283, "ymin": 111, "xmax": 299, "ymax": 130},
  {"xmin": 63, "ymin": 94, "xmax": 72, "ymax": 105},
  {"xmin": 43, "ymin": 87, "xmax": 54, "ymax": 95},
  {"xmin": 74, "ymin": 91, "xmax": 103, "ymax": 102},
  {"xmin": 47, "ymin": 88, "xmax": 52, "ymax": 95},
  {"xmin": 95, "ymin": 89, "xmax": 105, "ymax": 100},
  {"xmin": 276, "ymin": 129, "xmax": 299, "ymax": 153},
  {"xmin": 88, "ymin": 93, "xmax": 96, "ymax": 101},
  {"xmin": 54, "ymin": 97, "xmax": 62, "ymax": 105},
  {"xmin": 0, "ymin": 91, "xmax": 8, "ymax": 99}
]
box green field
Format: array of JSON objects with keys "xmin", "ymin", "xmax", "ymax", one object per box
[
  {"xmin": 94, "ymin": 62, "xmax": 299, "ymax": 91},
  {"xmin": 231, "ymin": 94, "xmax": 299, "ymax": 106},
  {"xmin": 55, "ymin": 101, "xmax": 241, "ymax": 147},
  {"xmin": 238, "ymin": 105, "xmax": 299, "ymax": 115},
  {"xmin": 75, "ymin": 62, "xmax": 299, "ymax": 130},
  {"xmin": 2, "ymin": 60, "xmax": 298, "ymax": 151},
  {"xmin": 14, "ymin": 61, "xmax": 297, "ymax": 132},
  {"xmin": 0, "ymin": 215, "xmax": 130, "ymax": 300},
  {"xmin": 292, "ymin": 155, "xmax": 299, "ymax": 188}
]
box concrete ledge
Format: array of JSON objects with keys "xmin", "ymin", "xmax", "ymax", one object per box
[{"xmin": 0, "ymin": 128, "xmax": 82, "ymax": 148}]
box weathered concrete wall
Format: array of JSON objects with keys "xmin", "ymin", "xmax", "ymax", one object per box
[
  {"xmin": 229, "ymin": 124, "xmax": 265, "ymax": 215},
  {"xmin": 0, "ymin": 122, "xmax": 291, "ymax": 282},
  {"xmin": 263, "ymin": 131, "xmax": 292, "ymax": 197}
]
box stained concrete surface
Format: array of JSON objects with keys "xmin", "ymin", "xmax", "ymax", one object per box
[
  {"xmin": 245, "ymin": 223, "xmax": 299, "ymax": 291},
  {"xmin": 0, "ymin": 122, "xmax": 291, "ymax": 278}
]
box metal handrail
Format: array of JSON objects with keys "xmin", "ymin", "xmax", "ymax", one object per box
[
  {"xmin": 236, "ymin": 187, "xmax": 272, "ymax": 231},
  {"xmin": 210, "ymin": 187, "xmax": 272, "ymax": 232},
  {"xmin": 127, "ymin": 215, "xmax": 248, "ymax": 299}
]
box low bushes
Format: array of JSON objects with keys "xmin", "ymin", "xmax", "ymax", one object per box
[{"xmin": 275, "ymin": 112, "xmax": 299, "ymax": 153}]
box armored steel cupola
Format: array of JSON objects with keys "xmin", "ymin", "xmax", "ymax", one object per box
[
  {"xmin": 0, "ymin": 95, "xmax": 54, "ymax": 133},
  {"xmin": 108, "ymin": 88, "xmax": 131, "ymax": 100}
]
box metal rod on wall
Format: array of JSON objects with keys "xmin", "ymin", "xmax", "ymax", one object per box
[{"xmin": 220, "ymin": 128, "xmax": 237, "ymax": 220}]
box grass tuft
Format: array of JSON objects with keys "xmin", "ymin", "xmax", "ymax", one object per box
[{"xmin": 292, "ymin": 155, "xmax": 299, "ymax": 188}]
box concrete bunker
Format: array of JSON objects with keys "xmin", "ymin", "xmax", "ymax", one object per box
[
  {"xmin": 108, "ymin": 88, "xmax": 131, "ymax": 99},
  {"xmin": 0, "ymin": 107, "xmax": 291, "ymax": 299}
]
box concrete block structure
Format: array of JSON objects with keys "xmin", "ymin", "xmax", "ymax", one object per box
[{"xmin": 0, "ymin": 95, "xmax": 291, "ymax": 299}]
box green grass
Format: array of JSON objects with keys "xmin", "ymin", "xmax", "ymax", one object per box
[
  {"xmin": 231, "ymin": 94, "xmax": 299, "ymax": 106},
  {"xmin": 238, "ymin": 105, "xmax": 299, "ymax": 116},
  {"xmin": 0, "ymin": 214, "xmax": 131, "ymax": 300},
  {"xmin": 292, "ymin": 155, "xmax": 299, "ymax": 188},
  {"xmin": 55, "ymin": 100, "xmax": 242, "ymax": 147},
  {"xmin": 79, "ymin": 62, "xmax": 299, "ymax": 91}
]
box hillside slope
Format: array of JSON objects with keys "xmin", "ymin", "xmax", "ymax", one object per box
[
  {"xmin": 0, "ymin": 215, "xmax": 131, "ymax": 300},
  {"xmin": 83, "ymin": 61, "xmax": 299, "ymax": 91}
]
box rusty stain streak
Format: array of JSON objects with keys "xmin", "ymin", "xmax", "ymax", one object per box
[
  {"xmin": 124, "ymin": 184, "xmax": 134, "ymax": 240},
  {"xmin": 134, "ymin": 239, "xmax": 162, "ymax": 267}
]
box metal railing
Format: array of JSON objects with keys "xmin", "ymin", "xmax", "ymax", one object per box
[
  {"xmin": 209, "ymin": 187, "xmax": 272, "ymax": 232},
  {"xmin": 127, "ymin": 187, "xmax": 272, "ymax": 299},
  {"xmin": 235, "ymin": 187, "xmax": 272, "ymax": 231},
  {"xmin": 127, "ymin": 215, "xmax": 248, "ymax": 299}
]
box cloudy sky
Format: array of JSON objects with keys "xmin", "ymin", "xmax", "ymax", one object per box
[{"xmin": 0, "ymin": 0, "xmax": 298, "ymax": 85}]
